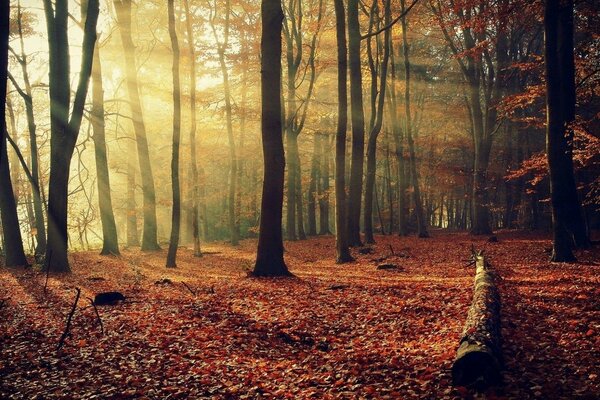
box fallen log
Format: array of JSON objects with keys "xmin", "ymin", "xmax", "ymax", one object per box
[{"xmin": 452, "ymin": 252, "xmax": 502, "ymax": 390}]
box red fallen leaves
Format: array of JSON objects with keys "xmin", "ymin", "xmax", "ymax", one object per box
[{"xmin": 0, "ymin": 231, "xmax": 598, "ymax": 398}]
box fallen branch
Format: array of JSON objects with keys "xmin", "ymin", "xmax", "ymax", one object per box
[
  {"xmin": 87, "ymin": 297, "xmax": 104, "ymax": 335},
  {"xmin": 326, "ymin": 284, "xmax": 349, "ymax": 291},
  {"xmin": 181, "ymin": 281, "xmax": 196, "ymax": 296},
  {"xmin": 57, "ymin": 288, "xmax": 81, "ymax": 351},
  {"xmin": 452, "ymin": 252, "xmax": 502, "ymax": 390}
]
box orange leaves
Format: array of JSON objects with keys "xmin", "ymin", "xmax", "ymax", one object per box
[{"xmin": 1, "ymin": 233, "xmax": 599, "ymax": 398}]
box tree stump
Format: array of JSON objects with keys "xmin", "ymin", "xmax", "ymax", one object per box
[{"xmin": 452, "ymin": 252, "xmax": 502, "ymax": 390}]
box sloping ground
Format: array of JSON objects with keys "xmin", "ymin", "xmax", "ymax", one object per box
[{"xmin": 0, "ymin": 231, "xmax": 598, "ymax": 399}]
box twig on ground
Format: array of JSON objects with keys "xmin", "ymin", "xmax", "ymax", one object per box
[
  {"xmin": 87, "ymin": 297, "xmax": 104, "ymax": 334},
  {"xmin": 57, "ymin": 288, "xmax": 81, "ymax": 351},
  {"xmin": 181, "ymin": 281, "xmax": 196, "ymax": 296}
]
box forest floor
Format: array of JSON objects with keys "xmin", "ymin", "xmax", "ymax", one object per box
[{"xmin": 0, "ymin": 231, "xmax": 599, "ymax": 399}]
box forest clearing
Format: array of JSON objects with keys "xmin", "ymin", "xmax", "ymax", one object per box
[{"xmin": 1, "ymin": 232, "xmax": 599, "ymax": 399}]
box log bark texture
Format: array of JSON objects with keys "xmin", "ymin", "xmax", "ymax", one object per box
[{"xmin": 452, "ymin": 253, "xmax": 502, "ymax": 389}]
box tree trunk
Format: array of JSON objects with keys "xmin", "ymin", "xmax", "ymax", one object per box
[
  {"xmin": 286, "ymin": 130, "xmax": 298, "ymax": 240},
  {"xmin": 252, "ymin": 0, "xmax": 290, "ymax": 277},
  {"xmin": 347, "ymin": 0, "xmax": 366, "ymax": 247},
  {"xmin": 401, "ymin": 2, "xmax": 428, "ymax": 238},
  {"xmin": 388, "ymin": 47, "xmax": 408, "ymax": 236},
  {"xmin": 91, "ymin": 44, "xmax": 120, "ymax": 256},
  {"xmin": 295, "ymin": 150, "xmax": 307, "ymax": 240},
  {"xmin": 166, "ymin": 0, "xmax": 182, "ymax": 268},
  {"xmin": 44, "ymin": 0, "xmax": 99, "ymax": 272},
  {"xmin": 319, "ymin": 133, "xmax": 331, "ymax": 235},
  {"xmin": 544, "ymin": 0, "xmax": 588, "ymax": 262},
  {"xmin": 333, "ymin": 0, "xmax": 353, "ymax": 263},
  {"xmin": 126, "ymin": 138, "xmax": 138, "ymax": 247},
  {"xmin": 215, "ymin": 15, "xmax": 239, "ymax": 246},
  {"xmin": 0, "ymin": 22, "xmax": 28, "ymax": 266},
  {"xmin": 363, "ymin": 0, "xmax": 391, "ymax": 244},
  {"xmin": 308, "ymin": 134, "xmax": 320, "ymax": 236},
  {"xmin": 183, "ymin": 0, "xmax": 201, "ymax": 257},
  {"xmin": 114, "ymin": 0, "xmax": 160, "ymax": 251},
  {"xmin": 12, "ymin": 6, "xmax": 47, "ymax": 258}
]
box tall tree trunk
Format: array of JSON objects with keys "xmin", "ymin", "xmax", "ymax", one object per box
[
  {"xmin": 346, "ymin": 0, "xmax": 366, "ymax": 246},
  {"xmin": 401, "ymin": 0, "xmax": 428, "ymax": 238},
  {"xmin": 295, "ymin": 150, "xmax": 307, "ymax": 240},
  {"xmin": 183, "ymin": 0, "xmax": 201, "ymax": 257},
  {"xmin": 43, "ymin": 0, "xmax": 99, "ymax": 272},
  {"xmin": 319, "ymin": 133, "xmax": 331, "ymax": 235},
  {"xmin": 388, "ymin": 46, "xmax": 408, "ymax": 236},
  {"xmin": 286, "ymin": 129, "xmax": 298, "ymax": 240},
  {"xmin": 14, "ymin": 4, "xmax": 46, "ymax": 258},
  {"xmin": 333, "ymin": 0, "xmax": 353, "ymax": 263},
  {"xmin": 544, "ymin": 0, "xmax": 588, "ymax": 262},
  {"xmin": 319, "ymin": 135, "xmax": 331, "ymax": 235},
  {"xmin": 166, "ymin": 0, "xmax": 182, "ymax": 268},
  {"xmin": 363, "ymin": 0, "xmax": 391, "ymax": 244},
  {"xmin": 126, "ymin": 137, "xmax": 138, "ymax": 247},
  {"xmin": 91, "ymin": 44, "xmax": 119, "ymax": 256},
  {"xmin": 114, "ymin": 0, "xmax": 160, "ymax": 251},
  {"xmin": 308, "ymin": 133, "xmax": 320, "ymax": 236},
  {"xmin": 211, "ymin": 0, "xmax": 238, "ymax": 246},
  {"xmin": 1, "ymin": 8, "xmax": 27, "ymax": 267},
  {"xmin": 252, "ymin": 0, "xmax": 290, "ymax": 277}
]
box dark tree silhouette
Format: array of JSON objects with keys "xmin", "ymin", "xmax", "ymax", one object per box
[
  {"xmin": 363, "ymin": 0, "xmax": 391, "ymax": 244},
  {"xmin": 252, "ymin": 0, "xmax": 291, "ymax": 277},
  {"xmin": 0, "ymin": 0, "xmax": 28, "ymax": 267},
  {"xmin": 544, "ymin": 0, "xmax": 589, "ymax": 262},
  {"xmin": 333, "ymin": 0, "xmax": 353, "ymax": 263},
  {"xmin": 400, "ymin": 0, "xmax": 428, "ymax": 238},
  {"xmin": 346, "ymin": 0, "xmax": 366, "ymax": 247},
  {"xmin": 11, "ymin": 4, "xmax": 46, "ymax": 257},
  {"xmin": 43, "ymin": 0, "xmax": 99, "ymax": 272},
  {"xmin": 91, "ymin": 43, "xmax": 120, "ymax": 256},
  {"xmin": 183, "ymin": 0, "xmax": 202, "ymax": 257},
  {"xmin": 166, "ymin": 0, "xmax": 182, "ymax": 268}
]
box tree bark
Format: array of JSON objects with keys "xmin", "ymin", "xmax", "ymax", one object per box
[
  {"xmin": 319, "ymin": 133, "xmax": 331, "ymax": 235},
  {"xmin": 91, "ymin": 43, "xmax": 120, "ymax": 256},
  {"xmin": 295, "ymin": 150, "xmax": 307, "ymax": 240},
  {"xmin": 1, "ymin": 18, "xmax": 28, "ymax": 266},
  {"xmin": 452, "ymin": 253, "xmax": 502, "ymax": 389},
  {"xmin": 166, "ymin": 0, "xmax": 182, "ymax": 268},
  {"xmin": 308, "ymin": 133, "xmax": 320, "ymax": 236},
  {"xmin": 183, "ymin": 0, "xmax": 201, "ymax": 257},
  {"xmin": 211, "ymin": 0, "xmax": 239, "ymax": 246},
  {"xmin": 347, "ymin": 0, "xmax": 366, "ymax": 247},
  {"xmin": 333, "ymin": 0, "xmax": 353, "ymax": 263},
  {"xmin": 126, "ymin": 137, "xmax": 138, "ymax": 247},
  {"xmin": 401, "ymin": 1, "xmax": 428, "ymax": 238},
  {"xmin": 43, "ymin": 0, "xmax": 99, "ymax": 272},
  {"xmin": 252, "ymin": 0, "xmax": 290, "ymax": 277},
  {"xmin": 114, "ymin": 0, "xmax": 160, "ymax": 251},
  {"xmin": 363, "ymin": 0, "xmax": 391, "ymax": 244},
  {"xmin": 544, "ymin": 0, "xmax": 588, "ymax": 262},
  {"xmin": 14, "ymin": 5, "xmax": 46, "ymax": 257}
]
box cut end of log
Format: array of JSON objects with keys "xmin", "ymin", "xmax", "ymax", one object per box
[{"xmin": 451, "ymin": 343, "xmax": 501, "ymax": 389}]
